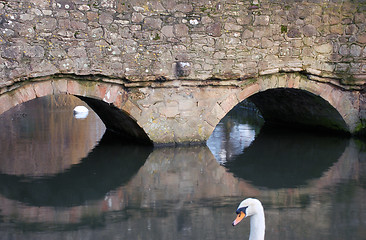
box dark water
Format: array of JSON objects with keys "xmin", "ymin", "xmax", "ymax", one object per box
[{"xmin": 0, "ymin": 96, "xmax": 365, "ymax": 240}]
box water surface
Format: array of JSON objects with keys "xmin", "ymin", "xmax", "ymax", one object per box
[{"xmin": 0, "ymin": 96, "xmax": 365, "ymax": 240}]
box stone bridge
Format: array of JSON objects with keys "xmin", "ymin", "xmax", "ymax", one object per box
[{"xmin": 0, "ymin": 0, "xmax": 365, "ymax": 145}]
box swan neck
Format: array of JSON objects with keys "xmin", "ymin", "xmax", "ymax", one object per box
[{"xmin": 249, "ymin": 210, "xmax": 265, "ymax": 240}]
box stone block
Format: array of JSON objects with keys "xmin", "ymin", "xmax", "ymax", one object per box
[
  {"xmin": 175, "ymin": 62, "xmax": 191, "ymax": 77},
  {"xmin": 36, "ymin": 18, "xmax": 57, "ymax": 31},
  {"xmin": 132, "ymin": 12, "xmax": 144, "ymax": 23},
  {"xmin": 2, "ymin": 46, "xmax": 22, "ymax": 60},
  {"xmin": 66, "ymin": 80, "xmax": 82, "ymax": 95},
  {"xmin": 261, "ymin": 38, "xmax": 273, "ymax": 48},
  {"xmin": 68, "ymin": 47, "xmax": 87, "ymax": 58},
  {"xmin": 201, "ymin": 16, "xmax": 212, "ymax": 25},
  {"xmin": 219, "ymin": 93, "xmax": 238, "ymax": 113},
  {"xmin": 236, "ymin": 83, "xmax": 260, "ymax": 101},
  {"xmin": 210, "ymin": 103, "xmax": 226, "ymax": 122},
  {"xmin": 0, "ymin": 94, "xmax": 12, "ymax": 114},
  {"xmin": 345, "ymin": 24, "xmax": 358, "ymax": 35},
  {"xmin": 14, "ymin": 85, "xmax": 36, "ymax": 104},
  {"xmin": 354, "ymin": 12, "xmax": 365, "ymax": 23},
  {"xmin": 242, "ymin": 29, "xmax": 253, "ymax": 39},
  {"xmin": 87, "ymin": 12, "xmax": 98, "ymax": 21},
  {"xmin": 161, "ymin": 25, "xmax": 174, "ymax": 37},
  {"xmin": 78, "ymin": 4, "xmax": 90, "ymax": 11},
  {"xmin": 254, "ymin": 27, "xmax": 271, "ymax": 38},
  {"xmin": 99, "ymin": 12, "xmax": 114, "ymax": 25},
  {"xmin": 30, "ymin": 60, "xmax": 58, "ymax": 77},
  {"xmin": 33, "ymin": 81, "xmax": 53, "ymax": 97},
  {"xmin": 336, "ymin": 63, "xmax": 350, "ymax": 72},
  {"xmin": 224, "ymin": 23, "xmax": 242, "ymax": 31},
  {"xmin": 206, "ymin": 22, "xmax": 222, "ymax": 37},
  {"xmin": 302, "ymin": 24, "xmax": 317, "ymax": 37},
  {"xmin": 314, "ymin": 43, "xmax": 333, "ymax": 54},
  {"xmin": 213, "ymin": 51, "xmax": 225, "ymax": 59},
  {"xmin": 339, "ymin": 45, "xmax": 350, "ymax": 56},
  {"xmin": 179, "ymin": 99, "xmax": 195, "ymax": 111},
  {"xmin": 254, "ymin": 15, "xmax": 269, "ymax": 26},
  {"xmin": 237, "ymin": 15, "xmax": 251, "ymax": 25},
  {"xmin": 58, "ymin": 19, "xmax": 71, "ymax": 29},
  {"xmin": 174, "ymin": 4, "xmax": 193, "ymax": 13},
  {"xmin": 287, "ymin": 27, "xmax": 301, "ymax": 38},
  {"xmin": 59, "ymin": 59, "xmax": 74, "ymax": 71},
  {"xmin": 246, "ymin": 38, "xmax": 260, "ymax": 47},
  {"xmin": 144, "ymin": 18, "xmax": 162, "ymax": 30},
  {"xmin": 122, "ymin": 99, "xmax": 141, "ymax": 119},
  {"xmin": 91, "ymin": 27, "xmax": 104, "ymax": 38},
  {"xmin": 259, "ymin": 68, "xmax": 279, "ymax": 75},
  {"xmin": 50, "ymin": 79, "xmax": 67, "ymax": 94},
  {"xmin": 330, "ymin": 24, "xmax": 344, "ymax": 35},
  {"xmin": 20, "ymin": 14, "xmax": 35, "ymax": 21},
  {"xmin": 160, "ymin": 105, "xmax": 179, "ymax": 118},
  {"xmin": 357, "ymin": 34, "xmax": 366, "ymax": 44},
  {"xmin": 350, "ymin": 44, "xmax": 362, "ymax": 57},
  {"xmin": 70, "ymin": 20, "xmax": 87, "ymax": 30},
  {"xmin": 173, "ymin": 23, "xmax": 188, "ymax": 37}
]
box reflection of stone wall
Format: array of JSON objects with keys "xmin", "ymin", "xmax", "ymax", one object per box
[
  {"xmin": 0, "ymin": 0, "xmax": 364, "ymax": 83},
  {"xmin": 0, "ymin": 0, "xmax": 365, "ymax": 144},
  {"xmin": 123, "ymin": 146, "xmax": 259, "ymax": 201},
  {"xmin": 0, "ymin": 141, "xmax": 362, "ymax": 221},
  {"xmin": 0, "ymin": 95, "xmax": 105, "ymax": 176},
  {"xmin": 0, "ymin": 142, "xmax": 365, "ymax": 239}
]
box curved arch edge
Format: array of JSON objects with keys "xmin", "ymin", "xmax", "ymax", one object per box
[
  {"xmin": 205, "ymin": 73, "xmax": 359, "ymax": 137},
  {"xmin": 0, "ymin": 79, "xmax": 152, "ymax": 144}
]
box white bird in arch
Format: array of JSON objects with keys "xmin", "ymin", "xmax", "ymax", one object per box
[
  {"xmin": 232, "ymin": 198, "xmax": 265, "ymax": 240},
  {"xmin": 73, "ymin": 105, "xmax": 89, "ymax": 119}
]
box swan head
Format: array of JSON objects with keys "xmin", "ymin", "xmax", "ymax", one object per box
[{"xmin": 232, "ymin": 198, "xmax": 264, "ymax": 226}]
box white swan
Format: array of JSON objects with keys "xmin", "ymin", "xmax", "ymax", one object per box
[
  {"xmin": 73, "ymin": 105, "xmax": 89, "ymax": 119},
  {"xmin": 232, "ymin": 198, "xmax": 265, "ymax": 240}
]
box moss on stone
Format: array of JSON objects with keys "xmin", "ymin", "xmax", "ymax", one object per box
[
  {"xmin": 76, "ymin": 80, "xmax": 97, "ymax": 89},
  {"xmin": 74, "ymin": 31, "xmax": 79, "ymax": 38},
  {"xmin": 354, "ymin": 120, "xmax": 366, "ymax": 133},
  {"xmin": 240, "ymin": 78, "xmax": 257, "ymax": 87},
  {"xmin": 281, "ymin": 25, "xmax": 287, "ymax": 33},
  {"xmin": 153, "ymin": 33, "xmax": 160, "ymax": 40}
]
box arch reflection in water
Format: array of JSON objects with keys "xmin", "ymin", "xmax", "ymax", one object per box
[
  {"xmin": 207, "ymin": 100, "xmax": 264, "ymax": 165},
  {"xmin": 0, "ymin": 131, "xmax": 152, "ymax": 207},
  {"xmin": 0, "ymin": 94, "xmax": 105, "ymax": 176},
  {"xmin": 224, "ymin": 125, "xmax": 349, "ymax": 188},
  {"xmin": 208, "ymin": 99, "xmax": 349, "ymax": 188},
  {"xmin": 0, "ymin": 93, "xmax": 365, "ymax": 239},
  {"xmin": 0, "ymin": 141, "xmax": 365, "ymax": 239}
]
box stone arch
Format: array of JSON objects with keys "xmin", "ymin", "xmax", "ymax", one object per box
[
  {"xmin": 0, "ymin": 78, "xmax": 152, "ymax": 144},
  {"xmin": 206, "ymin": 73, "xmax": 358, "ymax": 136}
]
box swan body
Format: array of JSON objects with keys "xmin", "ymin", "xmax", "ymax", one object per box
[
  {"xmin": 73, "ymin": 106, "xmax": 89, "ymax": 119},
  {"xmin": 232, "ymin": 198, "xmax": 265, "ymax": 240}
]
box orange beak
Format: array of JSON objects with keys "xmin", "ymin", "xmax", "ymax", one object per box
[{"xmin": 232, "ymin": 211, "xmax": 245, "ymax": 226}]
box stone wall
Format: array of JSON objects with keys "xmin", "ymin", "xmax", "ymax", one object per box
[
  {"xmin": 0, "ymin": 0, "xmax": 366, "ymax": 144},
  {"xmin": 0, "ymin": 0, "xmax": 365, "ymax": 86},
  {"xmin": 0, "ymin": 73, "xmax": 359, "ymax": 145}
]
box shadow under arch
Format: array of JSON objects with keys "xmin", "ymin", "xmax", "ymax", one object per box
[
  {"xmin": 248, "ymin": 87, "xmax": 349, "ymax": 133},
  {"xmin": 77, "ymin": 95, "xmax": 152, "ymax": 145},
  {"xmin": 223, "ymin": 124, "xmax": 349, "ymax": 189},
  {"xmin": 0, "ymin": 77, "xmax": 153, "ymax": 145},
  {"xmin": 0, "ymin": 131, "xmax": 153, "ymax": 207}
]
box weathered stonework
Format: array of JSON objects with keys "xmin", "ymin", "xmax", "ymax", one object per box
[
  {"xmin": 0, "ymin": 73, "xmax": 361, "ymax": 145},
  {"xmin": 0, "ymin": 0, "xmax": 366, "ymax": 144},
  {"xmin": 0, "ymin": 0, "xmax": 364, "ymax": 82}
]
